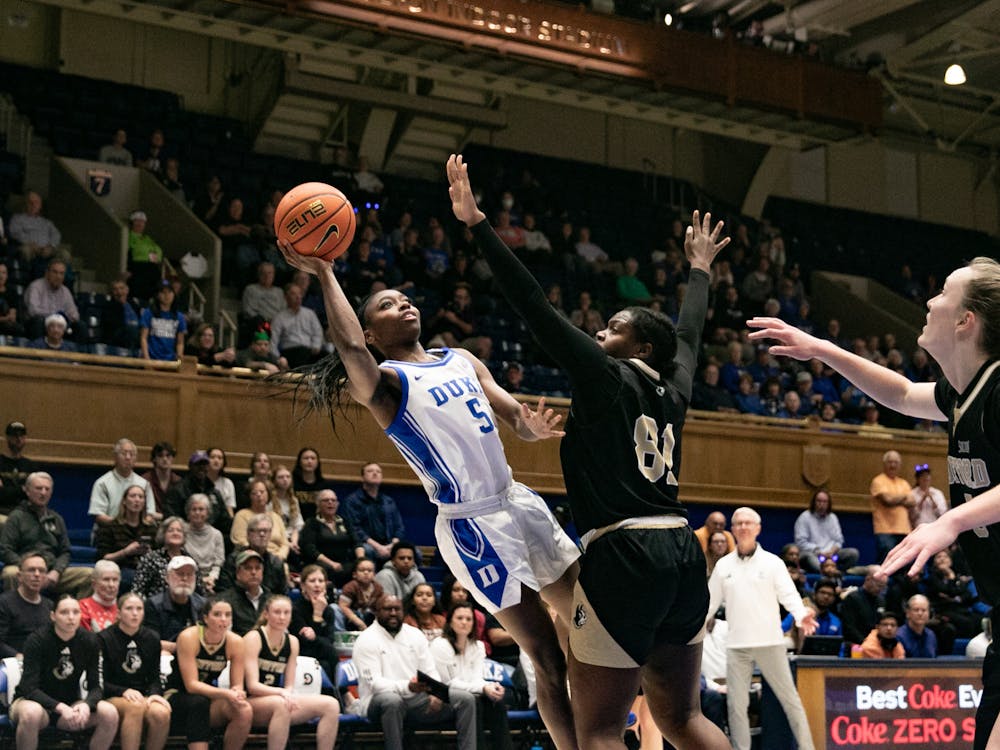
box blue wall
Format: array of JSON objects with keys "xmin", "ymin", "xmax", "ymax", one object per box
[{"xmin": 44, "ymin": 464, "xmax": 876, "ymax": 564}]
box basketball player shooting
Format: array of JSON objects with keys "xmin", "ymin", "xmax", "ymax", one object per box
[
  {"xmin": 747, "ymin": 257, "xmax": 1000, "ymax": 750},
  {"xmin": 274, "ymin": 237, "xmax": 583, "ymax": 750}
]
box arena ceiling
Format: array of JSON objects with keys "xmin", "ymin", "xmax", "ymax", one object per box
[{"xmin": 35, "ymin": 0, "xmax": 1000, "ymax": 166}]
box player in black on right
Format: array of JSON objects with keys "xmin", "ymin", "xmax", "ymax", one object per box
[
  {"xmin": 749, "ymin": 256, "xmax": 1000, "ymax": 749},
  {"xmin": 448, "ymin": 154, "xmax": 731, "ymax": 750}
]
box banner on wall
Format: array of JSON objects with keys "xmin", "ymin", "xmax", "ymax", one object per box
[{"xmin": 825, "ymin": 674, "xmax": 979, "ymax": 749}]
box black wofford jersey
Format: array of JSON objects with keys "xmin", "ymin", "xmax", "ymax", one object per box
[
  {"xmin": 561, "ymin": 358, "xmax": 687, "ymax": 535},
  {"xmin": 935, "ymin": 360, "xmax": 1000, "ymax": 606}
]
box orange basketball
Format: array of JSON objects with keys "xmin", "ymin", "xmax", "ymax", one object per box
[{"xmin": 274, "ymin": 182, "xmax": 356, "ymax": 262}]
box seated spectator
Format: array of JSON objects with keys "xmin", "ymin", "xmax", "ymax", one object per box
[
  {"xmin": 426, "ymin": 283, "xmax": 476, "ymax": 350},
  {"xmin": 840, "ymin": 567, "xmax": 887, "ymax": 646},
  {"xmin": 0, "ymin": 420, "xmax": 34, "ymax": 518},
  {"xmin": 860, "ymin": 612, "xmax": 905, "ymax": 659},
  {"xmin": 494, "ymin": 210, "xmax": 525, "ymax": 251},
  {"xmin": 291, "ymin": 564, "xmax": 341, "ymax": 681},
  {"xmin": 194, "ymin": 174, "xmax": 226, "ymax": 230},
  {"xmin": 185, "ymin": 322, "xmax": 235, "ymax": 367},
  {"xmin": 231, "ymin": 480, "xmax": 289, "ymax": 560},
  {"xmin": 206, "ymin": 447, "xmax": 237, "ymax": 517},
  {"xmin": 0, "ymin": 472, "xmax": 92, "ymax": 596},
  {"xmin": 299, "ymin": 488, "xmax": 362, "ymax": 587},
  {"xmin": 98, "ymin": 592, "xmax": 171, "ymax": 750},
  {"xmin": 0, "ymin": 553, "xmax": 52, "ymax": 657},
  {"xmin": 241, "ymin": 261, "xmax": 285, "ymax": 324},
  {"xmin": 734, "ymin": 372, "xmax": 765, "ymax": 415},
  {"xmin": 220, "ymin": 549, "xmax": 270, "ymax": 635},
  {"xmin": 164, "ymin": 451, "xmax": 228, "ymax": 531},
  {"xmin": 0, "ymin": 260, "xmax": 20, "ymax": 336},
  {"xmin": 521, "ymin": 213, "xmax": 551, "ymax": 264},
  {"xmin": 430, "ymin": 602, "xmax": 511, "ymax": 750},
  {"xmin": 137, "ymin": 129, "xmax": 170, "ymax": 177},
  {"xmin": 243, "ymin": 594, "xmax": 340, "ymax": 749},
  {"xmin": 271, "ymin": 465, "xmax": 304, "ymax": 551},
  {"xmin": 794, "ymin": 371, "xmax": 824, "ymax": 413},
  {"xmin": 78, "ymin": 561, "xmax": 121, "ymax": 633},
  {"xmin": 711, "ymin": 285, "xmax": 746, "ymax": 342},
  {"xmin": 616, "ymin": 257, "xmax": 653, "ymax": 305},
  {"xmin": 126, "ymin": 211, "xmax": 164, "ymax": 302},
  {"xmin": 501, "ymin": 361, "xmax": 527, "ymax": 394},
  {"xmin": 9, "ymin": 191, "xmax": 62, "ymax": 266},
  {"xmin": 759, "ymin": 376, "xmax": 784, "ymax": 416},
  {"xmin": 691, "ymin": 363, "xmax": 737, "ymax": 412},
  {"xmin": 23, "ymin": 259, "xmax": 78, "ymax": 339},
  {"xmin": 747, "ymin": 345, "xmax": 781, "ymax": 388},
  {"xmin": 896, "ymin": 594, "xmax": 937, "ymax": 658},
  {"xmin": 376, "ymin": 541, "xmax": 426, "ymax": 603},
  {"xmin": 926, "ymin": 549, "xmax": 982, "ymax": 640},
  {"xmin": 89, "ymin": 438, "xmax": 155, "ymax": 534},
  {"xmin": 574, "ymin": 225, "xmax": 614, "ymax": 274},
  {"xmin": 217, "ymin": 197, "xmax": 257, "ymax": 285},
  {"xmin": 819, "ymin": 557, "xmax": 845, "ymax": 588},
  {"xmin": 807, "ymin": 578, "xmax": 842, "ymax": 637},
  {"xmin": 95, "ymin": 486, "xmax": 157, "ymax": 590},
  {"xmin": 347, "ymin": 594, "xmax": 476, "ymax": 750},
  {"xmin": 217, "ymin": 514, "xmax": 289, "ymax": 596},
  {"xmin": 132, "ymin": 517, "xmax": 196, "ymax": 599},
  {"xmin": 741, "ymin": 255, "xmax": 773, "ymax": 314},
  {"xmin": 569, "ymin": 291, "xmax": 604, "ymax": 337},
  {"xmin": 142, "ymin": 556, "xmax": 205, "ymax": 654},
  {"xmin": 98, "ymin": 128, "xmax": 133, "ymax": 166},
  {"xmin": 440, "ymin": 573, "xmax": 488, "ymax": 648},
  {"xmin": 141, "ymin": 441, "xmax": 180, "ymax": 519},
  {"xmin": 705, "ymin": 531, "xmax": 729, "ymax": 577},
  {"xmin": 807, "ymin": 358, "xmax": 842, "ymax": 404},
  {"xmin": 28, "ymin": 312, "xmax": 77, "ymax": 352},
  {"xmin": 100, "ymin": 278, "xmax": 141, "ymax": 350},
  {"xmin": 354, "ymin": 155, "xmax": 384, "ymax": 195},
  {"xmin": 341, "ymin": 461, "xmax": 405, "ymax": 564},
  {"xmin": 793, "ymin": 488, "xmax": 860, "ymax": 573},
  {"xmin": 339, "ymin": 558, "xmax": 383, "ymax": 631},
  {"xmin": 270, "ymin": 283, "xmax": 324, "ymax": 368},
  {"xmin": 404, "ymin": 582, "xmax": 446, "ymax": 643},
  {"xmin": 184, "ymin": 494, "xmax": 225, "ymax": 594},
  {"xmin": 693, "ymin": 511, "xmax": 736, "ymax": 556},
  {"xmin": 908, "ymin": 463, "xmax": 948, "ymax": 527},
  {"xmin": 139, "ymin": 280, "xmax": 186, "ymax": 361},
  {"xmin": 165, "ymin": 597, "xmax": 253, "ymax": 749},
  {"xmin": 10, "ymin": 595, "xmax": 119, "ymax": 750},
  {"xmin": 235, "ymin": 327, "xmax": 288, "ymax": 372},
  {"xmin": 161, "ymin": 157, "xmax": 186, "ymax": 204}
]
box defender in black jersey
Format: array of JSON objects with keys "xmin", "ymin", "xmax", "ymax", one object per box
[
  {"xmin": 448, "ymin": 154, "xmax": 732, "ymax": 750},
  {"xmin": 749, "ymin": 256, "xmax": 1000, "ymax": 749},
  {"xmin": 244, "ymin": 594, "xmax": 340, "ymax": 750}
]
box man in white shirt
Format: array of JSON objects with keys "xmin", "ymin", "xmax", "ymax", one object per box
[
  {"xmin": 88, "ymin": 438, "xmax": 156, "ymax": 539},
  {"xmin": 707, "ymin": 506, "xmax": 817, "ymax": 750},
  {"xmin": 270, "ymin": 283, "xmax": 324, "ymax": 368},
  {"xmin": 351, "ymin": 595, "xmax": 475, "ymax": 750}
]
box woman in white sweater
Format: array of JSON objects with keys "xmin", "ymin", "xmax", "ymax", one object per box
[
  {"xmin": 430, "ymin": 603, "xmax": 512, "ymax": 750},
  {"xmin": 184, "ymin": 494, "xmax": 225, "ymax": 593}
]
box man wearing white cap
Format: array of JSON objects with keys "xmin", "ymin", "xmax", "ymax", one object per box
[
  {"xmin": 27, "ymin": 313, "xmax": 77, "ymax": 353},
  {"xmin": 143, "ymin": 555, "xmax": 205, "ymax": 654},
  {"xmin": 127, "ymin": 209, "xmax": 164, "ymax": 301}
]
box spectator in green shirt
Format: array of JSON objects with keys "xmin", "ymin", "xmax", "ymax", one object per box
[{"xmin": 127, "ymin": 211, "xmax": 164, "ymax": 302}]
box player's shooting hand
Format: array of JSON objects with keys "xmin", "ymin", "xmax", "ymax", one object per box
[
  {"xmin": 746, "ymin": 317, "xmax": 823, "ymax": 361},
  {"xmin": 683, "ymin": 210, "xmax": 729, "ymax": 274},
  {"xmin": 276, "ymin": 239, "xmax": 331, "ymax": 277},
  {"xmin": 447, "ymin": 155, "xmax": 487, "ymax": 227},
  {"xmin": 521, "ymin": 397, "xmax": 565, "ymax": 439}
]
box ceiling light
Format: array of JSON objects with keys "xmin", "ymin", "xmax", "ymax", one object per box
[
  {"xmin": 944, "ymin": 63, "xmax": 966, "ymax": 85},
  {"xmin": 663, "ymin": 12, "xmax": 673, "ymax": 26}
]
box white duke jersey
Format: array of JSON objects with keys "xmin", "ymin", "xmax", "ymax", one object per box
[{"xmin": 382, "ymin": 349, "xmax": 513, "ymax": 505}]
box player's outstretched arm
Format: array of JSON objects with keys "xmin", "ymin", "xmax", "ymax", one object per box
[
  {"xmin": 277, "ymin": 241, "xmax": 385, "ymax": 413},
  {"xmin": 446, "ymin": 154, "xmax": 605, "ymax": 382},
  {"xmin": 879, "ymin": 484, "xmax": 1000, "ymax": 579},
  {"xmin": 746, "ymin": 317, "xmax": 944, "ymax": 421}
]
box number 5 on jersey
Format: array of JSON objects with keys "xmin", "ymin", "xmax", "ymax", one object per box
[{"xmin": 633, "ymin": 415, "xmax": 678, "ymax": 485}]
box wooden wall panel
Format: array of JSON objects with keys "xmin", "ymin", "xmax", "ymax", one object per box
[{"xmin": 4, "ymin": 357, "xmax": 946, "ymax": 511}]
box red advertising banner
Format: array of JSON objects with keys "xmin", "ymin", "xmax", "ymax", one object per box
[{"xmin": 824, "ymin": 675, "xmax": 979, "ymax": 749}]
